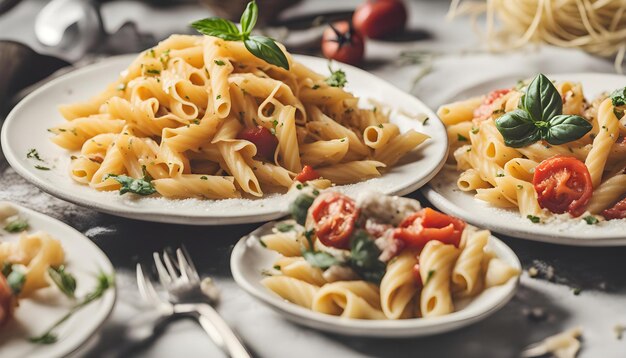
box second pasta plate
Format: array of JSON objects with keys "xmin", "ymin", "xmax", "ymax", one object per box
[
  {"xmin": 422, "ymin": 73, "xmax": 626, "ymax": 245},
  {"xmin": 1, "ymin": 54, "xmax": 447, "ymax": 225}
]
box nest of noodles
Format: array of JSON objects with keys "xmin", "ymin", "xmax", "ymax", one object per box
[{"xmin": 447, "ymin": 0, "xmax": 626, "ymax": 72}]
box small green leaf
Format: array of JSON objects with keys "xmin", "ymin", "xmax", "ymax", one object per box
[
  {"xmin": 349, "ymin": 230, "xmax": 386, "ymax": 283},
  {"xmin": 5, "ymin": 218, "xmax": 29, "ymax": 233},
  {"xmin": 48, "ymin": 266, "xmax": 77, "ymax": 298},
  {"xmin": 302, "ymin": 250, "xmax": 339, "ymax": 269},
  {"xmin": 609, "ymin": 86, "xmax": 626, "ymax": 107},
  {"xmin": 495, "ymin": 110, "xmax": 541, "ymax": 148},
  {"xmin": 527, "ymin": 215, "xmax": 541, "ymax": 223},
  {"xmin": 191, "ymin": 18, "xmax": 241, "ymax": 41},
  {"xmin": 105, "ymin": 174, "xmax": 156, "ymax": 196},
  {"xmin": 240, "ymin": 1, "xmax": 258, "ymax": 35},
  {"xmin": 244, "ymin": 36, "xmax": 289, "ymax": 70},
  {"xmin": 524, "ymin": 73, "xmax": 562, "ymax": 122},
  {"xmin": 325, "ymin": 67, "xmax": 347, "ymax": 88},
  {"xmin": 544, "ymin": 115, "xmax": 592, "ymax": 145},
  {"xmin": 583, "ymin": 215, "xmax": 599, "ymax": 225},
  {"xmin": 276, "ymin": 223, "xmax": 295, "ymax": 232},
  {"xmin": 289, "ymin": 194, "xmax": 315, "ymax": 225}
]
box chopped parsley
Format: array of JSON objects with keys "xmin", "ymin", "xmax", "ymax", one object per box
[
  {"xmin": 378, "ymin": 124, "xmax": 384, "ymax": 128},
  {"xmin": 146, "ymin": 69, "xmax": 161, "ymax": 75},
  {"xmin": 105, "ymin": 168, "xmax": 156, "ymax": 196},
  {"xmin": 5, "ymin": 218, "xmax": 29, "ymax": 233},
  {"xmin": 583, "ymin": 215, "xmax": 599, "ymax": 225},
  {"xmin": 496, "ymin": 173, "xmax": 505, "ymax": 177},
  {"xmin": 527, "ymin": 215, "xmax": 541, "ymax": 223},
  {"xmin": 214, "ymin": 59, "xmax": 226, "ymax": 66},
  {"xmin": 457, "ymin": 134, "xmax": 468, "ymax": 142},
  {"xmin": 311, "ymin": 84, "xmax": 320, "ymax": 90},
  {"xmin": 200, "ymin": 176, "xmax": 208, "ymax": 180},
  {"xmin": 216, "ymin": 94, "xmax": 222, "ymax": 100},
  {"xmin": 325, "ymin": 66, "xmax": 347, "ymax": 88},
  {"xmin": 34, "ymin": 165, "xmax": 50, "ymax": 171},
  {"xmin": 276, "ymin": 223, "xmax": 295, "ymax": 232},
  {"xmin": 422, "ymin": 117, "xmax": 429, "ymax": 125},
  {"xmin": 425, "ymin": 270, "xmax": 436, "ymax": 285},
  {"xmin": 471, "ymin": 127, "xmax": 480, "ymax": 134},
  {"xmin": 26, "ymin": 149, "xmax": 43, "ymax": 161}
]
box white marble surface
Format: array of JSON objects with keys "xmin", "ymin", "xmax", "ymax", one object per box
[{"xmin": 1, "ymin": 0, "xmax": 626, "ymax": 357}]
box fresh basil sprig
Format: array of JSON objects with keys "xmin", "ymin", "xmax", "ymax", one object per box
[
  {"xmin": 48, "ymin": 266, "xmax": 77, "ymax": 298},
  {"xmin": 495, "ymin": 74, "xmax": 592, "ymax": 148},
  {"xmin": 190, "ymin": 1, "xmax": 289, "ymax": 70},
  {"xmin": 610, "ymin": 86, "xmax": 626, "ymax": 119},
  {"xmin": 349, "ymin": 230, "xmax": 386, "ymax": 283}
]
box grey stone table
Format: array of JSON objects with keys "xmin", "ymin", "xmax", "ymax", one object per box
[{"xmin": 1, "ymin": 0, "xmax": 625, "ymax": 357}]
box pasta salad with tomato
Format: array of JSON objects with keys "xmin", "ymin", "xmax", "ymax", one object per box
[
  {"xmin": 258, "ymin": 190, "xmax": 519, "ymax": 320},
  {"xmin": 438, "ymin": 74, "xmax": 626, "ymax": 224}
]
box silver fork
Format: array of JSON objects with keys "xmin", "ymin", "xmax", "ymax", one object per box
[{"xmin": 136, "ymin": 248, "xmax": 252, "ymax": 358}]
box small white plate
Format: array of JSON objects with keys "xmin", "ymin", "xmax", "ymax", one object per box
[
  {"xmin": 230, "ymin": 222, "xmax": 520, "ymax": 337},
  {"xmin": 422, "ymin": 73, "xmax": 626, "ymax": 246},
  {"xmin": 0, "ymin": 203, "xmax": 116, "ymax": 358},
  {"xmin": 1, "ymin": 54, "xmax": 448, "ymax": 225}
]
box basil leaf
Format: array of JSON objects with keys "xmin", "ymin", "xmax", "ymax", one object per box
[
  {"xmin": 48, "ymin": 266, "xmax": 77, "ymax": 298},
  {"xmin": 105, "ymin": 174, "xmax": 156, "ymax": 196},
  {"xmin": 524, "ymin": 73, "xmax": 562, "ymax": 121},
  {"xmin": 495, "ymin": 109, "xmax": 541, "ymax": 148},
  {"xmin": 544, "ymin": 115, "xmax": 592, "ymax": 145},
  {"xmin": 244, "ymin": 35, "xmax": 289, "ymax": 70},
  {"xmin": 239, "ymin": 1, "xmax": 258, "ymax": 36},
  {"xmin": 302, "ymin": 250, "xmax": 339, "ymax": 269},
  {"xmin": 191, "ymin": 18, "xmax": 241, "ymax": 41},
  {"xmin": 610, "ymin": 86, "xmax": 626, "ymax": 107},
  {"xmin": 349, "ymin": 230, "xmax": 386, "ymax": 284},
  {"xmin": 289, "ymin": 194, "xmax": 315, "ymax": 225}
]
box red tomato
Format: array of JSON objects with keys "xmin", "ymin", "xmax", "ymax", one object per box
[
  {"xmin": 310, "ymin": 192, "xmax": 360, "ymax": 249},
  {"xmin": 322, "ymin": 21, "xmax": 365, "ymax": 66},
  {"xmin": 473, "ymin": 89, "xmax": 511, "ymax": 120},
  {"xmin": 237, "ymin": 126, "xmax": 278, "ymax": 161},
  {"xmin": 602, "ymin": 197, "xmax": 626, "ymax": 220},
  {"xmin": 412, "ymin": 263, "xmax": 423, "ymax": 287},
  {"xmin": 393, "ymin": 208, "xmax": 465, "ymax": 248},
  {"xmin": 294, "ymin": 165, "xmax": 320, "ymax": 183},
  {"xmin": 0, "ymin": 274, "xmax": 14, "ymax": 327},
  {"xmin": 353, "ymin": 0, "xmax": 408, "ymax": 39},
  {"xmin": 532, "ymin": 156, "xmax": 593, "ymax": 217}
]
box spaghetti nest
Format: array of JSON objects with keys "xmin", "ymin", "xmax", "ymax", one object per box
[{"xmin": 448, "ymin": 0, "xmax": 626, "ymax": 72}]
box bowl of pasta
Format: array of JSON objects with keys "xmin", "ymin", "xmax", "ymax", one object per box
[
  {"xmin": 1, "ymin": 35, "xmax": 447, "ymax": 225},
  {"xmin": 0, "ymin": 202, "xmax": 115, "ymax": 357},
  {"xmin": 231, "ymin": 191, "xmax": 520, "ymax": 337},
  {"xmin": 423, "ymin": 73, "xmax": 626, "ymax": 245}
]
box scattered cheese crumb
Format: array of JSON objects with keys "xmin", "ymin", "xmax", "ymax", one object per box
[
  {"xmin": 528, "ymin": 267, "xmax": 539, "ymax": 277},
  {"xmin": 522, "ymin": 326, "xmax": 582, "ymax": 358}
]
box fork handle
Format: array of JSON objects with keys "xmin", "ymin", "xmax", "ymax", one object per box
[{"xmin": 178, "ymin": 303, "xmax": 252, "ymax": 358}]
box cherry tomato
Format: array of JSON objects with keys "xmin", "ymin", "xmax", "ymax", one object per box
[
  {"xmin": 411, "ymin": 263, "xmax": 423, "ymax": 287},
  {"xmin": 310, "ymin": 192, "xmax": 360, "ymax": 249},
  {"xmin": 532, "ymin": 156, "xmax": 593, "ymax": 217},
  {"xmin": 353, "ymin": 0, "xmax": 408, "ymax": 39},
  {"xmin": 295, "ymin": 165, "xmax": 321, "ymax": 183},
  {"xmin": 602, "ymin": 197, "xmax": 626, "ymax": 220},
  {"xmin": 322, "ymin": 21, "xmax": 365, "ymax": 66},
  {"xmin": 393, "ymin": 208, "xmax": 465, "ymax": 248},
  {"xmin": 0, "ymin": 274, "xmax": 14, "ymax": 327},
  {"xmin": 237, "ymin": 126, "xmax": 278, "ymax": 161},
  {"xmin": 473, "ymin": 89, "xmax": 511, "ymax": 120}
]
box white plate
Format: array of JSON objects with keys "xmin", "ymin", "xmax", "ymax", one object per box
[
  {"xmin": 1, "ymin": 54, "xmax": 448, "ymax": 225},
  {"xmin": 0, "ymin": 203, "xmax": 116, "ymax": 358},
  {"xmin": 231, "ymin": 222, "xmax": 520, "ymax": 337},
  {"xmin": 422, "ymin": 73, "xmax": 626, "ymax": 246}
]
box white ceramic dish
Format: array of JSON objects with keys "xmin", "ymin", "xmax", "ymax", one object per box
[
  {"xmin": 1, "ymin": 54, "xmax": 448, "ymax": 225},
  {"xmin": 422, "ymin": 73, "xmax": 626, "ymax": 246},
  {"xmin": 0, "ymin": 203, "xmax": 116, "ymax": 358},
  {"xmin": 230, "ymin": 221, "xmax": 520, "ymax": 337}
]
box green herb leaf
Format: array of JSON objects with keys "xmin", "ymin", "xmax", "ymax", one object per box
[
  {"xmin": 349, "ymin": 230, "xmax": 386, "ymax": 283},
  {"xmin": 583, "ymin": 215, "xmax": 599, "ymax": 225},
  {"xmin": 527, "ymin": 215, "xmax": 541, "ymax": 223},
  {"xmin": 610, "ymin": 86, "xmax": 626, "ymax": 107},
  {"xmin": 302, "ymin": 250, "xmax": 339, "ymax": 269},
  {"xmin": 27, "ymin": 149, "xmax": 43, "ymax": 161},
  {"xmin": 457, "ymin": 134, "xmax": 468, "ymax": 142},
  {"xmin": 289, "ymin": 194, "xmax": 315, "ymax": 225},
  {"xmin": 190, "ymin": 18, "xmax": 241, "ymax": 41},
  {"xmin": 48, "ymin": 266, "xmax": 77, "ymax": 298},
  {"xmin": 7, "ymin": 266, "xmax": 26, "ymax": 295},
  {"xmin": 34, "ymin": 165, "xmax": 50, "ymax": 171},
  {"xmin": 325, "ymin": 67, "xmax": 347, "ymax": 88},
  {"xmin": 105, "ymin": 174, "xmax": 156, "ymax": 196},
  {"xmin": 544, "ymin": 115, "xmax": 592, "ymax": 145},
  {"xmin": 214, "ymin": 59, "xmax": 225, "ymax": 66},
  {"xmin": 524, "ymin": 73, "xmax": 562, "ymax": 121},
  {"xmin": 424, "ymin": 269, "xmax": 436, "ymax": 285},
  {"xmin": 495, "ymin": 109, "xmax": 541, "ymax": 148},
  {"xmin": 5, "ymin": 218, "xmax": 29, "ymax": 233},
  {"xmin": 239, "ymin": 0, "xmax": 258, "ymax": 35},
  {"xmin": 244, "ymin": 36, "xmax": 289, "ymax": 70},
  {"xmin": 276, "ymin": 223, "xmax": 295, "ymax": 232}
]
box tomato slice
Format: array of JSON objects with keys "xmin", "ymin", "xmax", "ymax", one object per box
[
  {"xmin": 532, "ymin": 156, "xmax": 593, "ymax": 217},
  {"xmin": 237, "ymin": 126, "xmax": 278, "ymax": 161},
  {"xmin": 602, "ymin": 197, "xmax": 626, "ymax": 220},
  {"xmin": 310, "ymin": 192, "xmax": 359, "ymax": 249},
  {"xmin": 393, "ymin": 208, "xmax": 465, "ymax": 248},
  {"xmin": 295, "ymin": 165, "xmax": 321, "ymax": 183},
  {"xmin": 473, "ymin": 89, "xmax": 510, "ymax": 121}
]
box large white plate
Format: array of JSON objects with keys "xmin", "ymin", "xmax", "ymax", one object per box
[
  {"xmin": 1, "ymin": 54, "xmax": 448, "ymax": 225},
  {"xmin": 0, "ymin": 203, "xmax": 116, "ymax": 358},
  {"xmin": 422, "ymin": 73, "xmax": 626, "ymax": 246},
  {"xmin": 231, "ymin": 221, "xmax": 520, "ymax": 337}
]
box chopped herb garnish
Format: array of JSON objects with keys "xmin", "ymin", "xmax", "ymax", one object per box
[
  {"xmin": 48, "ymin": 266, "xmax": 77, "ymax": 298},
  {"xmin": 349, "ymin": 230, "xmax": 386, "ymax": 283},
  {"xmin": 34, "ymin": 165, "xmax": 50, "ymax": 171},
  {"xmin": 471, "ymin": 127, "xmax": 480, "ymax": 134},
  {"xmin": 146, "ymin": 69, "xmax": 161, "ymax": 75},
  {"xmin": 289, "ymin": 193, "xmax": 316, "ymax": 225},
  {"xmin": 425, "ymin": 270, "xmax": 436, "ymax": 285},
  {"xmin": 583, "ymin": 215, "xmax": 599, "ymax": 225},
  {"xmin": 496, "ymin": 173, "xmax": 505, "ymax": 177},
  {"xmin": 517, "ymin": 185, "xmax": 523, "ymax": 189},
  {"xmin": 422, "ymin": 117, "xmax": 429, "ymax": 125},
  {"xmin": 572, "ymin": 287, "xmax": 582, "ymax": 295},
  {"xmin": 216, "ymin": 94, "xmax": 222, "ymax": 100},
  {"xmin": 311, "ymin": 84, "xmax": 320, "ymax": 90},
  {"xmin": 200, "ymin": 176, "xmax": 208, "ymax": 180},
  {"xmin": 527, "ymin": 215, "xmax": 541, "ymax": 223},
  {"xmin": 325, "ymin": 66, "xmax": 347, "ymax": 88},
  {"xmin": 104, "ymin": 173, "xmax": 156, "ymax": 196},
  {"xmin": 457, "ymin": 134, "xmax": 468, "ymax": 142},
  {"xmin": 378, "ymin": 123, "xmax": 384, "ymax": 128},
  {"xmin": 27, "ymin": 148, "xmax": 43, "ymax": 161},
  {"xmin": 276, "ymin": 223, "xmax": 295, "ymax": 232},
  {"xmin": 214, "ymin": 59, "xmax": 226, "ymax": 66},
  {"xmin": 5, "ymin": 219, "xmax": 29, "ymax": 233}
]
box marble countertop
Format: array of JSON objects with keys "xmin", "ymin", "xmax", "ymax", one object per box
[{"xmin": 1, "ymin": 0, "xmax": 625, "ymax": 357}]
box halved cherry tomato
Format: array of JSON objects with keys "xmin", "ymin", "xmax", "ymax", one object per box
[
  {"xmin": 295, "ymin": 165, "xmax": 321, "ymax": 183},
  {"xmin": 310, "ymin": 192, "xmax": 360, "ymax": 249},
  {"xmin": 353, "ymin": 0, "xmax": 407, "ymax": 39},
  {"xmin": 411, "ymin": 263, "xmax": 423, "ymax": 287},
  {"xmin": 473, "ymin": 89, "xmax": 511, "ymax": 121},
  {"xmin": 237, "ymin": 126, "xmax": 278, "ymax": 161},
  {"xmin": 532, "ymin": 156, "xmax": 593, "ymax": 217},
  {"xmin": 322, "ymin": 21, "xmax": 365, "ymax": 66},
  {"xmin": 602, "ymin": 197, "xmax": 626, "ymax": 220},
  {"xmin": 393, "ymin": 208, "xmax": 465, "ymax": 248}
]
